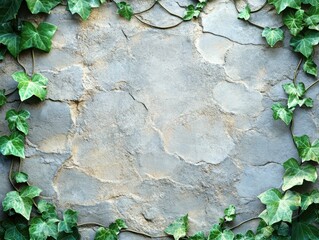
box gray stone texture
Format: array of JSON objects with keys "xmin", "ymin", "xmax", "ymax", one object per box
[{"xmin": 0, "ymin": 1, "xmax": 315, "ymax": 239}]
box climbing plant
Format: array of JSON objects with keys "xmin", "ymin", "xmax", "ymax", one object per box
[{"xmin": 0, "ymin": 0, "xmax": 319, "ymax": 239}]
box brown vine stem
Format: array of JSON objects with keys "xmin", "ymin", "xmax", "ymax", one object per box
[
  {"xmin": 289, "ymin": 118, "xmax": 297, "ymax": 149},
  {"xmin": 229, "ymin": 217, "xmax": 260, "ymax": 231},
  {"xmin": 134, "ymin": 16, "xmax": 183, "ymax": 29},
  {"xmin": 8, "ymin": 158, "xmax": 19, "ymax": 191},
  {"xmin": 31, "ymin": 49, "xmax": 35, "ymax": 75},
  {"xmin": 293, "ymin": 58, "xmax": 303, "ymax": 85},
  {"xmin": 250, "ymin": 1, "xmax": 267, "ymax": 13},
  {"xmin": 305, "ymin": 79, "xmax": 319, "ymax": 92},
  {"xmin": 122, "ymin": 229, "xmax": 168, "ymax": 239},
  {"xmin": 157, "ymin": 1, "xmax": 183, "ymax": 20},
  {"xmin": 133, "ymin": 1, "xmax": 158, "ymax": 15},
  {"xmin": 16, "ymin": 55, "xmax": 27, "ymax": 74},
  {"xmin": 77, "ymin": 222, "xmax": 105, "ymax": 228}
]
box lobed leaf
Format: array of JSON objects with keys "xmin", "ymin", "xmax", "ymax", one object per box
[
  {"xmin": 0, "ymin": 23, "xmax": 21, "ymax": 58},
  {"xmin": 26, "ymin": 0, "xmax": 61, "ymax": 14},
  {"xmin": 271, "ymin": 103, "xmax": 293, "ymax": 125},
  {"xmin": 12, "ymin": 172, "xmax": 28, "ymax": 183},
  {"xmin": 238, "ymin": 5, "xmax": 251, "ymax": 21},
  {"xmin": 164, "ymin": 214, "xmax": 188, "ymax": 240},
  {"xmin": 262, "ymin": 27, "xmax": 284, "ymax": 47},
  {"xmin": 0, "ymin": 0, "xmax": 23, "ymax": 23},
  {"xmin": 58, "ymin": 209, "xmax": 78, "ymax": 233},
  {"xmin": 290, "ymin": 30, "xmax": 319, "ymax": 58},
  {"xmin": 303, "ymin": 58, "xmax": 318, "ymax": 77},
  {"xmin": 6, "ymin": 109, "xmax": 31, "ymax": 135},
  {"xmin": 294, "ymin": 135, "xmax": 319, "ymax": 162},
  {"xmin": 208, "ymin": 224, "xmax": 235, "ymax": 240},
  {"xmin": 0, "ymin": 132, "xmax": 25, "ymax": 158},
  {"xmin": 29, "ymin": 217, "xmax": 58, "ymax": 240},
  {"xmin": 67, "ymin": 0, "xmax": 92, "ymax": 20},
  {"xmin": 268, "ymin": 0, "xmax": 301, "ymax": 14},
  {"xmin": 116, "ymin": 2, "xmax": 133, "ymax": 21},
  {"xmin": 283, "ymin": 9, "xmax": 304, "ymax": 36}
]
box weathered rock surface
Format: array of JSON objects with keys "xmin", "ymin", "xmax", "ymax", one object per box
[{"xmin": 0, "ymin": 1, "xmax": 313, "ymax": 239}]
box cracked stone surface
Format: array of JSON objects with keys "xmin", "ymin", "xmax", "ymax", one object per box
[{"xmin": 0, "ymin": 1, "xmax": 314, "ymax": 239}]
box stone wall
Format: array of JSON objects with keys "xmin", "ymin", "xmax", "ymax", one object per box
[{"xmin": 1, "ymin": 0, "xmax": 316, "ymax": 239}]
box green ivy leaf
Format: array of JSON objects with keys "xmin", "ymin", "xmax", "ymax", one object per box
[
  {"xmin": 262, "ymin": 27, "xmax": 284, "ymax": 47},
  {"xmin": 292, "ymin": 221, "xmax": 319, "ymax": 239},
  {"xmin": 224, "ymin": 205, "xmax": 236, "ymax": 222},
  {"xmin": 12, "ymin": 71, "xmax": 48, "ymax": 101},
  {"xmin": 12, "ymin": 171, "xmax": 28, "ymax": 183},
  {"xmin": 303, "ymin": 58, "xmax": 318, "ymax": 77},
  {"xmin": 116, "ymin": 2, "xmax": 133, "ymax": 21},
  {"xmin": 238, "ymin": 5, "xmax": 251, "ymax": 21},
  {"xmin": 165, "ymin": 214, "xmax": 188, "ymax": 240},
  {"xmin": 4, "ymin": 225, "xmax": 28, "ymax": 240},
  {"xmin": 29, "ymin": 217, "xmax": 58, "ymax": 240},
  {"xmin": 301, "ymin": 190, "xmax": 319, "ymax": 210},
  {"xmin": 20, "ymin": 21, "xmax": 57, "ymax": 52},
  {"xmin": 282, "ymin": 82, "xmax": 312, "ymax": 108},
  {"xmin": 0, "ymin": 132, "xmax": 25, "ymax": 158},
  {"xmin": 290, "ymin": 30, "xmax": 319, "ymax": 58},
  {"xmin": 268, "ymin": 0, "xmax": 301, "ymax": 14},
  {"xmin": 25, "ymin": 0, "xmax": 61, "ymax": 14},
  {"xmin": 282, "ymin": 158, "xmax": 317, "ymax": 191},
  {"xmin": 294, "ymin": 135, "xmax": 319, "ymax": 162},
  {"xmin": 283, "ymin": 82, "xmax": 305, "ymax": 96},
  {"xmin": 58, "ymin": 228, "xmax": 80, "ymax": 240},
  {"xmin": 208, "ymin": 224, "xmax": 235, "ymax": 240},
  {"xmin": 94, "ymin": 227, "xmax": 117, "ymax": 240},
  {"xmin": 0, "ymin": 0, "xmax": 23, "ymax": 23},
  {"xmin": 258, "ymin": 189, "xmax": 301, "ymax": 225},
  {"xmin": 189, "ymin": 231, "xmax": 206, "ymax": 240},
  {"xmin": 6, "ymin": 109, "xmax": 30, "ymax": 135},
  {"xmin": 0, "ymin": 89, "xmax": 7, "ymax": 107},
  {"xmin": 38, "ymin": 200, "xmax": 59, "ymax": 220},
  {"xmin": 283, "ymin": 9, "xmax": 304, "ymax": 36},
  {"xmin": 0, "ymin": 23, "xmax": 21, "ymax": 58},
  {"xmin": 304, "ymin": 6, "xmax": 319, "ymax": 27},
  {"xmin": 67, "ymin": 0, "xmax": 92, "ymax": 20},
  {"xmin": 271, "ymin": 103, "xmax": 293, "ymax": 125},
  {"xmin": 109, "ymin": 219, "xmax": 127, "ymax": 234},
  {"xmin": 302, "ymin": 0, "xmax": 319, "ymax": 6},
  {"xmin": 2, "ymin": 187, "xmax": 41, "ymax": 220},
  {"xmin": 183, "ymin": 5, "xmax": 201, "ymax": 21},
  {"xmin": 58, "ymin": 209, "xmax": 78, "ymax": 233},
  {"xmin": 234, "ymin": 231, "xmax": 255, "ymax": 240}
]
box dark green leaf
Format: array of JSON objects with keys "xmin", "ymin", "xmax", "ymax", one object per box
[
  {"xmin": 94, "ymin": 227, "xmax": 117, "ymax": 240},
  {"xmin": 282, "ymin": 158, "xmax": 317, "ymax": 191},
  {"xmin": 4, "ymin": 225, "xmax": 28, "ymax": 240},
  {"xmin": 262, "ymin": 27, "xmax": 284, "ymax": 47},
  {"xmin": 0, "ymin": 23, "xmax": 21, "ymax": 57},
  {"xmin": 224, "ymin": 205, "xmax": 236, "ymax": 222},
  {"xmin": 38, "ymin": 199, "xmax": 59, "ymax": 220},
  {"xmin": 238, "ymin": 5, "xmax": 251, "ymax": 21},
  {"xmin": 0, "ymin": 89, "xmax": 7, "ymax": 107},
  {"xmin": 301, "ymin": 190, "xmax": 319, "ymax": 210},
  {"xmin": 20, "ymin": 21, "xmax": 57, "ymax": 52},
  {"xmin": 183, "ymin": 5, "xmax": 200, "ymax": 21},
  {"xmin": 292, "ymin": 221, "xmax": 319, "ymax": 239},
  {"xmin": 234, "ymin": 231, "xmax": 255, "ymax": 240},
  {"xmin": 294, "ymin": 135, "xmax": 319, "ymax": 162},
  {"xmin": 304, "ymin": 7, "xmax": 319, "ymax": 27},
  {"xmin": 108, "ymin": 219, "xmax": 127, "ymax": 234},
  {"xmin": 302, "ymin": 0, "xmax": 319, "ymax": 6},
  {"xmin": 271, "ymin": 103, "xmax": 293, "ymax": 125},
  {"xmin": 303, "ymin": 58, "xmax": 318, "ymax": 77},
  {"xmin": 0, "ymin": 0, "xmax": 23, "ymax": 23},
  {"xmin": 116, "ymin": 2, "xmax": 133, "ymax": 21},
  {"xmin": 67, "ymin": 0, "xmax": 92, "ymax": 20},
  {"xmin": 268, "ymin": 0, "xmax": 301, "ymax": 13},
  {"xmin": 12, "ymin": 71, "xmax": 48, "ymax": 101},
  {"xmin": 6, "ymin": 109, "xmax": 30, "ymax": 135},
  {"xmin": 29, "ymin": 217, "xmax": 58, "ymax": 240},
  {"xmin": 283, "ymin": 9, "xmax": 304, "ymax": 36},
  {"xmin": 208, "ymin": 224, "xmax": 235, "ymax": 240},
  {"xmin": 189, "ymin": 231, "xmax": 206, "ymax": 240},
  {"xmin": 164, "ymin": 214, "xmax": 188, "ymax": 240},
  {"xmin": 58, "ymin": 228, "xmax": 80, "ymax": 240},
  {"xmin": 0, "ymin": 132, "xmax": 25, "ymax": 158},
  {"xmin": 26, "ymin": 0, "xmax": 61, "ymax": 14},
  {"xmin": 12, "ymin": 171, "xmax": 28, "ymax": 183},
  {"xmin": 258, "ymin": 189, "xmax": 301, "ymax": 225},
  {"xmin": 58, "ymin": 209, "xmax": 78, "ymax": 233},
  {"xmin": 290, "ymin": 30, "xmax": 319, "ymax": 58}
]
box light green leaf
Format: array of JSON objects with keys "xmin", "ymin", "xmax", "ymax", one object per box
[
  {"xmin": 2, "ymin": 191, "xmax": 33, "ymax": 220},
  {"xmin": 282, "ymin": 158, "xmax": 317, "ymax": 191},
  {"xmin": 282, "ymin": 82, "xmax": 305, "ymax": 96},
  {"xmin": 94, "ymin": 227, "xmax": 117, "ymax": 240},
  {"xmin": 238, "ymin": 5, "xmax": 251, "ymax": 21},
  {"xmin": 290, "ymin": 30, "xmax": 319, "ymax": 58},
  {"xmin": 26, "ymin": 0, "xmax": 61, "ymax": 14},
  {"xmin": 0, "ymin": 89, "xmax": 6, "ymax": 107},
  {"xmin": 262, "ymin": 27, "xmax": 284, "ymax": 47},
  {"xmin": 183, "ymin": 5, "xmax": 201, "ymax": 21},
  {"xmin": 208, "ymin": 224, "xmax": 235, "ymax": 240},
  {"xmin": 268, "ymin": 0, "xmax": 301, "ymax": 13},
  {"xmin": 0, "ymin": 23, "xmax": 21, "ymax": 58},
  {"xmin": 6, "ymin": 109, "xmax": 30, "ymax": 135},
  {"xmin": 164, "ymin": 214, "xmax": 188, "ymax": 240},
  {"xmin": 303, "ymin": 58, "xmax": 318, "ymax": 77},
  {"xmin": 108, "ymin": 219, "xmax": 127, "ymax": 234},
  {"xmin": 67, "ymin": 0, "xmax": 92, "ymax": 20},
  {"xmin": 0, "ymin": 132, "xmax": 25, "ymax": 158},
  {"xmin": 292, "ymin": 221, "xmax": 319, "ymax": 239},
  {"xmin": 38, "ymin": 200, "xmax": 59, "ymax": 220},
  {"xmin": 271, "ymin": 103, "xmax": 293, "ymax": 125},
  {"xmin": 283, "ymin": 9, "xmax": 304, "ymax": 36},
  {"xmin": 0, "ymin": 0, "xmax": 23, "ymax": 23},
  {"xmin": 20, "ymin": 21, "xmax": 57, "ymax": 52},
  {"xmin": 20, "ymin": 186, "xmax": 42, "ymax": 199},
  {"xmin": 12, "ymin": 172, "xmax": 28, "ymax": 183},
  {"xmin": 12, "ymin": 71, "xmax": 48, "ymax": 101},
  {"xmin": 224, "ymin": 205, "xmax": 236, "ymax": 222},
  {"xmin": 29, "ymin": 217, "xmax": 58, "ymax": 240},
  {"xmin": 58, "ymin": 209, "xmax": 78, "ymax": 233},
  {"xmin": 301, "ymin": 190, "xmax": 319, "ymax": 210},
  {"xmin": 258, "ymin": 189, "xmax": 301, "ymax": 225},
  {"xmin": 116, "ymin": 2, "xmax": 133, "ymax": 21},
  {"xmin": 294, "ymin": 135, "xmax": 319, "ymax": 162},
  {"xmin": 189, "ymin": 231, "xmax": 206, "ymax": 240}
]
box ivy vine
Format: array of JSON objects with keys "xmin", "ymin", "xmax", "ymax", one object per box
[{"xmin": 0, "ymin": 0, "xmax": 319, "ymax": 239}]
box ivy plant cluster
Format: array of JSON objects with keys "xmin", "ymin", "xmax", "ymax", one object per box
[{"xmin": 0, "ymin": 0, "xmax": 319, "ymax": 239}]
